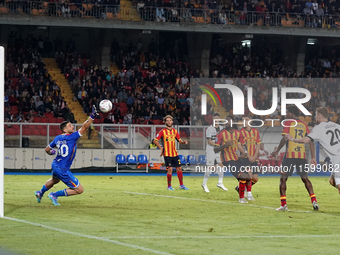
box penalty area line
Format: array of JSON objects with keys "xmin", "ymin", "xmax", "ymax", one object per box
[
  {"xmin": 124, "ymin": 191, "xmax": 313, "ymax": 213},
  {"xmin": 3, "ymin": 216, "xmax": 174, "ymax": 255}
]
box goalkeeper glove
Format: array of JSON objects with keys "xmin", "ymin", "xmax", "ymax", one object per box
[
  {"xmin": 90, "ymin": 105, "xmax": 99, "ymax": 120},
  {"xmin": 50, "ymin": 149, "xmax": 56, "ymax": 155}
]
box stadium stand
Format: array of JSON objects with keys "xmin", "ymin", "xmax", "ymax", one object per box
[{"xmin": 1, "ymin": 0, "xmax": 339, "ymax": 28}]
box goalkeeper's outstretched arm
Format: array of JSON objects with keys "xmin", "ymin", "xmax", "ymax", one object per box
[{"xmin": 79, "ymin": 106, "xmax": 98, "ymax": 136}]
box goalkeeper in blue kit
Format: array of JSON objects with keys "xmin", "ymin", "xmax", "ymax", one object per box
[{"xmin": 34, "ymin": 106, "xmax": 98, "ymax": 206}]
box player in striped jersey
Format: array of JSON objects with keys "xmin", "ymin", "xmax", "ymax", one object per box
[
  {"xmin": 271, "ymin": 106, "xmax": 318, "ymax": 211},
  {"xmin": 236, "ymin": 115, "xmax": 262, "ymax": 201},
  {"xmin": 214, "ymin": 115, "xmax": 251, "ymax": 203},
  {"xmin": 154, "ymin": 115, "xmax": 189, "ymax": 190},
  {"xmin": 285, "ymin": 107, "xmax": 340, "ymax": 195}
]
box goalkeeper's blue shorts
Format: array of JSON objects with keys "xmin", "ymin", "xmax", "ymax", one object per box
[{"xmin": 51, "ymin": 161, "xmax": 80, "ymax": 188}]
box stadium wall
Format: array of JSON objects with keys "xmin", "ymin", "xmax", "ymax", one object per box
[{"xmin": 3, "ymin": 148, "xmax": 199, "ymax": 171}]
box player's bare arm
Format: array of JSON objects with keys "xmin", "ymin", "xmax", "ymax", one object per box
[
  {"xmin": 206, "ymin": 138, "xmax": 216, "ymax": 147},
  {"xmin": 214, "ymin": 139, "xmax": 233, "ymax": 153},
  {"xmin": 249, "ymin": 144, "xmax": 261, "ymax": 163},
  {"xmin": 309, "ymin": 141, "xmax": 317, "ymax": 166},
  {"xmin": 79, "ymin": 106, "xmax": 98, "ymax": 136},
  {"xmin": 45, "ymin": 146, "xmax": 56, "ymax": 155},
  {"xmin": 237, "ymin": 143, "xmax": 247, "ymax": 158},
  {"xmin": 178, "ymin": 139, "xmax": 188, "ymax": 145},
  {"xmin": 285, "ymin": 134, "xmax": 311, "ymax": 144},
  {"xmin": 271, "ymin": 136, "xmax": 287, "ymax": 157},
  {"xmin": 153, "ymin": 140, "xmax": 164, "ymax": 156}
]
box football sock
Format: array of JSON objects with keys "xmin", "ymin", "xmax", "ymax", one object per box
[
  {"xmin": 54, "ymin": 189, "xmax": 68, "ymax": 198},
  {"xmin": 246, "ymin": 181, "xmax": 252, "ymax": 192},
  {"xmin": 177, "ymin": 171, "xmax": 184, "ymax": 186},
  {"xmin": 41, "ymin": 185, "xmax": 51, "ymax": 195},
  {"xmin": 203, "ymin": 170, "xmax": 210, "ymax": 185},
  {"xmin": 217, "ymin": 168, "xmax": 224, "ymax": 184},
  {"xmin": 239, "ymin": 181, "xmax": 246, "ymax": 199},
  {"xmin": 310, "ymin": 193, "xmax": 317, "ymax": 203},
  {"xmin": 280, "ymin": 195, "xmax": 287, "ymax": 206},
  {"xmin": 167, "ymin": 173, "xmax": 172, "ymax": 187}
]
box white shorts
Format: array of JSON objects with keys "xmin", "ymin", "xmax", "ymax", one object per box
[{"xmin": 206, "ymin": 152, "xmax": 221, "ymax": 166}]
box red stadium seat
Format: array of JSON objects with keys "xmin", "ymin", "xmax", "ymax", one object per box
[
  {"xmin": 119, "ymin": 102, "xmax": 127, "ymax": 108},
  {"xmin": 56, "ymin": 118, "xmax": 64, "ymax": 123},
  {"xmin": 153, "ymin": 120, "xmax": 163, "ymax": 125},
  {"xmin": 49, "ymin": 117, "xmax": 57, "ymax": 123},
  {"xmin": 8, "ymin": 129, "xmax": 16, "ymax": 135},
  {"xmin": 120, "ymin": 108, "xmax": 128, "ymax": 116},
  {"xmin": 180, "ymin": 131, "xmax": 187, "ymax": 137},
  {"xmin": 49, "ymin": 129, "xmax": 57, "ymax": 136},
  {"xmin": 40, "ymin": 129, "xmax": 47, "ymax": 136},
  {"xmin": 40, "ymin": 117, "xmax": 48, "ymax": 123},
  {"xmin": 36, "ymin": 125, "xmax": 45, "ymax": 129},
  {"xmin": 33, "ymin": 117, "xmax": 41, "ymax": 122},
  {"xmin": 23, "ymin": 129, "xmax": 32, "ymax": 135},
  {"xmin": 32, "ymin": 129, "xmax": 40, "ymax": 135},
  {"xmin": 45, "ymin": 112, "xmax": 53, "ymax": 118}
]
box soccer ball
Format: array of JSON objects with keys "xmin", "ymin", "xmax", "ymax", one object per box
[{"xmin": 99, "ymin": 99, "xmax": 113, "ymax": 113}]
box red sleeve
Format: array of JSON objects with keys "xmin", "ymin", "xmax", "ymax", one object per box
[
  {"xmin": 238, "ymin": 130, "xmax": 245, "ymax": 145},
  {"xmin": 256, "ymin": 129, "xmax": 261, "ymax": 144},
  {"xmin": 305, "ymin": 123, "xmax": 310, "ymax": 135},
  {"xmin": 282, "ymin": 120, "xmax": 292, "ymax": 135},
  {"xmin": 216, "ymin": 131, "xmax": 222, "ymax": 146},
  {"xmin": 155, "ymin": 129, "xmax": 164, "ymax": 141}
]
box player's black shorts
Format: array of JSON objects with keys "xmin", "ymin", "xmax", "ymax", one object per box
[
  {"xmin": 164, "ymin": 156, "xmax": 181, "ymax": 168},
  {"xmin": 240, "ymin": 158, "xmax": 261, "ymax": 174},
  {"xmin": 222, "ymin": 159, "xmax": 246, "ymax": 179},
  {"xmin": 280, "ymin": 158, "xmax": 308, "ymax": 177}
]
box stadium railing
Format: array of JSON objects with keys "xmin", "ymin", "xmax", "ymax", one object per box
[{"xmin": 0, "ymin": 1, "xmax": 338, "ymax": 29}]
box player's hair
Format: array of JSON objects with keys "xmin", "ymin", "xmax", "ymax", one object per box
[
  {"xmin": 316, "ymin": 107, "xmax": 329, "ymax": 118},
  {"xmin": 226, "ymin": 115, "xmax": 238, "ymax": 130},
  {"xmin": 60, "ymin": 121, "xmax": 69, "ymax": 132},
  {"xmin": 213, "ymin": 112, "xmax": 220, "ymax": 117},
  {"xmin": 242, "ymin": 114, "xmax": 252, "ymax": 119},
  {"xmin": 163, "ymin": 115, "xmax": 173, "ymax": 123},
  {"xmin": 287, "ymin": 105, "xmax": 300, "ymax": 117}
]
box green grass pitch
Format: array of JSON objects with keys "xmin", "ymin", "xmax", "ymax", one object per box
[{"xmin": 1, "ymin": 174, "xmax": 340, "ymax": 255}]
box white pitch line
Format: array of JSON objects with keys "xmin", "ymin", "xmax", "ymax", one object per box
[
  {"xmin": 3, "ymin": 216, "xmax": 174, "ymax": 255},
  {"xmin": 124, "ymin": 191, "xmax": 314, "ymax": 213},
  {"xmin": 111, "ymin": 234, "xmax": 340, "ymax": 239}
]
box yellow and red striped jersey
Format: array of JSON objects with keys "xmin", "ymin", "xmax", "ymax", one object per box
[
  {"xmin": 282, "ymin": 119, "xmax": 310, "ymax": 159},
  {"xmin": 154, "ymin": 128, "xmax": 181, "ymax": 157},
  {"xmin": 216, "ymin": 129, "xmax": 244, "ymax": 162},
  {"xmin": 240, "ymin": 127, "xmax": 261, "ymax": 157}
]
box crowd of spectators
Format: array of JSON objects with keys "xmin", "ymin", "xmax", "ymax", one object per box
[
  {"xmin": 4, "ymin": 31, "xmax": 340, "ymax": 130},
  {"xmin": 208, "ymin": 35, "xmax": 340, "ymax": 124},
  {"xmin": 62, "ymin": 36, "xmax": 195, "ymax": 127},
  {"xmin": 5, "ymin": 0, "xmax": 121, "ymax": 18},
  {"xmin": 3, "ymin": 0, "xmax": 340, "ymax": 27},
  {"xmin": 4, "ymin": 32, "xmax": 78, "ymax": 124},
  {"xmin": 135, "ymin": 0, "xmax": 340, "ymax": 26}
]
